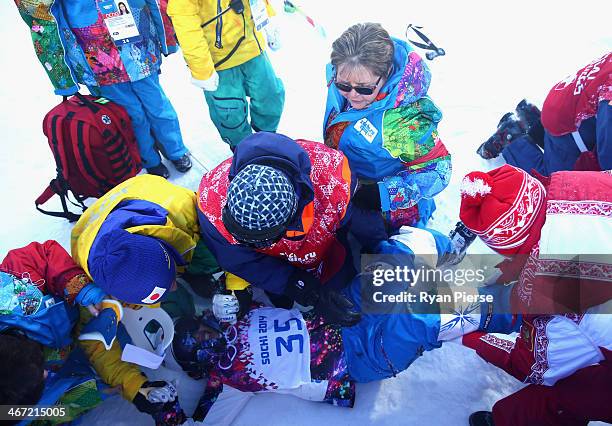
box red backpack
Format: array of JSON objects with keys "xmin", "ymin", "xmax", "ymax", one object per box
[{"xmin": 35, "ymin": 94, "xmax": 142, "ymax": 221}]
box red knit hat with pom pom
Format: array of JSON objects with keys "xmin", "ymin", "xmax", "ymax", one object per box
[{"xmin": 459, "ymin": 165, "xmax": 546, "ymax": 255}]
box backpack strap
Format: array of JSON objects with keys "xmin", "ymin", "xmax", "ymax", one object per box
[
  {"xmin": 35, "ymin": 179, "xmax": 84, "ymax": 222},
  {"xmin": 36, "ymin": 113, "xmax": 85, "ymax": 222},
  {"xmin": 47, "ymin": 114, "xmax": 71, "ymax": 183}
]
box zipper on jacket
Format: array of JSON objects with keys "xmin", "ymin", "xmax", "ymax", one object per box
[
  {"xmin": 214, "ymin": 11, "xmax": 246, "ymax": 68},
  {"xmin": 215, "ymin": 0, "xmax": 223, "ymax": 48}
]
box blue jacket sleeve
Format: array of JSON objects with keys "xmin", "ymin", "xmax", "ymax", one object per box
[
  {"xmin": 144, "ymin": 0, "xmax": 170, "ymax": 55},
  {"xmin": 198, "ymin": 212, "xmax": 298, "ymax": 295},
  {"xmin": 379, "ymin": 158, "xmax": 451, "ymax": 212}
]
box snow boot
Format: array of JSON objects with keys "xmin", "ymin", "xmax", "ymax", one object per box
[
  {"xmin": 148, "ymin": 162, "xmax": 170, "ymax": 179},
  {"xmin": 171, "ymin": 154, "xmax": 192, "ymax": 173},
  {"xmin": 469, "ymin": 411, "xmax": 495, "ymax": 426},
  {"xmin": 477, "ymin": 112, "xmax": 527, "ymax": 159},
  {"xmin": 515, "ymin": 99, "xmax": 545, "ymax": 149}
]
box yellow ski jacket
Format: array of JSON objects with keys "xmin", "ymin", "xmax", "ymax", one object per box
[
  {"xmin": 71, "ymin": 174, "xmax": 200, "ymax": 279},
  {"xmin": 167, "ymin": 0, "xmax": 274, "ymax": 80}
]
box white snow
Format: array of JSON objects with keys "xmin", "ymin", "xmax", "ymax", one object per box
[{"xmin": 1, "ymin": 0, "xmax": 611, "ymax": 424}]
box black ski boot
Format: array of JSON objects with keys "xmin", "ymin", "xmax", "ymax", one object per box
[
  {"xmin": 477, "ymin": 112, "xmax": 527, "ymax": 159},
  {"xmin": 442, "ymin": 221, "xmax": 477, "ymax": 265},
  {"xmin": 515, "ymin": 99, "xmax": 545, "ymax": 149},
  {"xmin": 171, "ymin": 154, "xmax": 193, "ymax": 173},
  {"xmin": 469, "ymin": 411, "xmax": 495, "ymax": 426}
]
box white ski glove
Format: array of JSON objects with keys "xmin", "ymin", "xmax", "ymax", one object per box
[
  {"xmin": 191, "ymin": 71, "xmax": 219, "ymax": 92},
  {"xmin": 212, "ymin": 293, "xmax": 240, "ymax": 324},
  {"xmin": 264, "ymin": 22, "xmax": 281, "ymax": 51},
  {"xmin": 147, "ymin": 380, "xmax": 178, "ymax": 404}
]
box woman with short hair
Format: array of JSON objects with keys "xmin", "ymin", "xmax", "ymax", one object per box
[{"xmin": 323, "ymin": 23, "xmax": 452, "ymax": 230}]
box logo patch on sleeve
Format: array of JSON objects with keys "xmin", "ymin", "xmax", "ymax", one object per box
[
  {"xmin": 141, "ymin": 286, "xmax": 167, "ymax": 304},
  {"xmin": 354, "ymin": 118, "xmax": 378, "ymax": 143}
]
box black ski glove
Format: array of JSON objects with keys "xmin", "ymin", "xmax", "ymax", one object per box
[
  {"xmin": 284, "ymin": 269, "xmax": 361, "ymax": 327},
  {"xmin": 133, "ymin": 380, "xmax": 178, "ymax": 416},
  {"xmin": 351, "ymin": 182, "xmax": 382, "ymax": 211}
]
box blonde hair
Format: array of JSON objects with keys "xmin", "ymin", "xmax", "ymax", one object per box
[{"xmin": 331, "ymin": 23, "xmax": 394, "ymax": 79}]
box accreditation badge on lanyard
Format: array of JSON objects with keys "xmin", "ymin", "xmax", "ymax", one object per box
[
  {"xmin": 248, "ymin": 0, "xmax": 269, "ymax": 32},
  {"xmin": 98, "ymin": 0, "xmax": 142, "ymax": 46}
]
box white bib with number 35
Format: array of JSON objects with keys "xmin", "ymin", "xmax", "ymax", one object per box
[{"xmin": 247, "ymin": 307, "xmax": 311, "ymax": 389}]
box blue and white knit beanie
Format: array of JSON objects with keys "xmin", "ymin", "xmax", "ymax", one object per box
[{"xmin": 224, "ymin": 164, "xmax": 297, "ymax": 242}]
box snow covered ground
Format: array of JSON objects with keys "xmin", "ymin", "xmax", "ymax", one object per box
[{"xmin": 1, "ymin": 0, "xmax": 611, "ymax": 424}]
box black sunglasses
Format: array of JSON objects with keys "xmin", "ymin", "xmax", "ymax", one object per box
[{"xmin": 334, "ymin": 74, "xmax": 382, "ymax": 96}]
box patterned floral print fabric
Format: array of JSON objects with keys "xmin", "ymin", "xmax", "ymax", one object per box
[
  {"xmin": 381, "ymin": 97, "xmax": 443, "ymax": 163},
  {"xmin": 14, "ymin": 0, "xmax": 79, "ymax": 92},
  {"xmin": 70, "ymin": 4, "xmax": 161, "ymax": 85},
  {"xmin": 70, "ymin": 14, "xmax": 130, "ymax": 84},
  {"xmin": 304, "ymin": 312, "xmax": 355, "ymax": 407},
  {"xmin": 15, "ymin": 0, "xmax": 169, "ymax": 92},
  {"xmin": 394, "ymin": 50, "xmax": 432, "ymax": 108},
  {"xmin": 323, "ymin": 39, "xmax": 451, "ymax": 228},
  {"xmin": 194, "ymin": 308, "xmax": 355, "ymax": 420}
]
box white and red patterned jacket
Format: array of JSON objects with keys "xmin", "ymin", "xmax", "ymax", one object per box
[{"xmin": 465, "ymin": 170, "xmax": 612, "ymax": 386}]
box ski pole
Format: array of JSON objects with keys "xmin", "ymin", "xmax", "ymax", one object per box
[
  {"xmin": 406, "ymin": 24, "xmax": 445, "ymax": 60},
  {"xmin": 188, "ymin": 152, "xmax": 209, "ymax": 173},
  {"xmin": 283, "ymin": 0, "xmax": 326, "ymax": 38}
]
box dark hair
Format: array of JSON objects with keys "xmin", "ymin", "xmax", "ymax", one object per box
[
  {"xmin": 331, "ymin": 23, "xmax": 394, "ymax": 79},
  {"xmin": 0, "ymin": 335, "xmax": 45, "ymax": 406},
  {"xmin": 118, "ymin": 2, "xmax": 129, "ymax": 13}
]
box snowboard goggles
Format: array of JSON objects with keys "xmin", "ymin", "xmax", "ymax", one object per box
[{"xmin": 334, "ymin": 74, "xmax": 382, "ymax": 95}]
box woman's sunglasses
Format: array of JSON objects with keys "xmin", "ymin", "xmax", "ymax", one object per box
[{"xmin": 334, "ymin": 74, "xmax": 382, "ymax": 96}]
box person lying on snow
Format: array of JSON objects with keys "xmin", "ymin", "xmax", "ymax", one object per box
[
  {"xmin": 169, "ymin": 227, "xmax": 520, "ymax": 421},
  {"xmin": 0, "ymin": 241, "xmax": 186, "ymax": 426}
]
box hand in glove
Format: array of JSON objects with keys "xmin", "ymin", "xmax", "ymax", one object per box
[
  {"xmin": 264, "ymin": 22, "xmax": 281, "ymax": 51},
  {"xmin": 284, "ymin": 269, "xmax": 361, "ymax": 327},
  {"xmin": 351, "ymin": 182, "xmax": 382, "ymax": 211},
  {"xmin": 212, "ymin": 287, "xmax": 253, "ymax": 324},
  {"xmin": 74, "ymin": 283, "xmax": 107, "ymax": 316},
  {"xmin": 191, "ymin": 71, "xmax": 219, "ymax": 92},
  {"xmin": 212, "ymin": 293, "xmax": 239, "ymax": 324},
  {"xmin": 133, "ymin": 380, "xmax": 178, "ymax": 415}
]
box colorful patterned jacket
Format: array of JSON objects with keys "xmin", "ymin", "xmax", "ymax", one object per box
[
  {"xmin": 323, "ymin": 38, "xmax": 451, "ymax": 227},
  {"xmin": 14, "ymin": 0, "xmax": 178, "ymax": 95}
]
